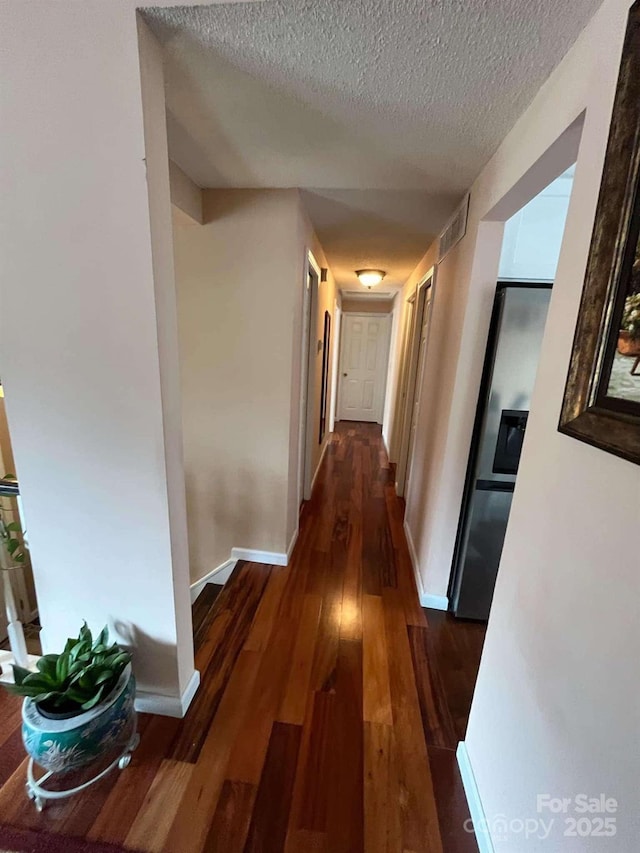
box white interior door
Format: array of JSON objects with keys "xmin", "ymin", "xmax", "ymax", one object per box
[
  {"xmin": 299, "ymin": 260, "xmax": 319, "ymax": 504},
  {"xmin": 404, "ymin": 286, "xmax": 434, "ymax": 493},
  {"xmin": 337, "ymin": 314, "xmax": 390, "ymax": 423},
  {"xmin": 394, "ymin": 296, "xmax": 416, "ymax": 495}
]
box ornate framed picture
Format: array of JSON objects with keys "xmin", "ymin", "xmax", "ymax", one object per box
[{"xmin": 559, "ymin": 0, "xmax": 640, "ymax": 464}]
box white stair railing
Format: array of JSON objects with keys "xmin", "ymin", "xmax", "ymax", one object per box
[
  {"xmin": 0, "ymin": 479, "xmax": 37, "ymax": 681},
  {"xmin": 1, "ymin": 555, "xmax": 29, "ymax": 669}
]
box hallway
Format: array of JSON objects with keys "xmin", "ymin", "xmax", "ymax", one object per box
[{"xmin": 0, "ymin": 423, "xmax": 484, "ymax": 853}]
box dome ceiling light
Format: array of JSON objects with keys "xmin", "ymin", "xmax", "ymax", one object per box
[{"xmin": 355, "ymin": 269, "xmax": 386, "ymax": 289}]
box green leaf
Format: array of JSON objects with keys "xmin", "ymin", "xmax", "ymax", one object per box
[
  {"xmin": 55, "ymin": 654, "xmax": 69, "ymax": 683},
  {"xmin": 77, "ymin": 672, "xmax": 97, "ymax": 690},
  {"xmin": 32, "ymin": 690, "xmax": 61, "ymax": 704},
  {"xmin": 68, "ymin": 669, "xmax": 85, "ymax": 686},
  {"xmin": 5, "ymin": 522, "xmax": 22, "ymax": 533},
  {"xmin": 6, "ymin": 538, "xmax": 20, "ymax": 555},
  {"xmin": 36, "ymin": 654, "xmax": 59, "ymax": 679},
  {"xmin": 79, "ymin": 622, "xmax": 92, "ymax": 646},
  {"xmin": 69, "ymin": 640, "xmax": 88, "ymax": 662},
  {"xmin": 11, "ymin": 665, "xmax": 32, "ymax": 686},
  {"xmin": 3, "ymin": 622, "xmax": 129, "ymax": 712},
  {"xmin": 22, "ymin": 674, "xmax": 56, "ymax": 691},
  {"xmin": 95, "ymin": 669, "xmax": 114, "ymax": 686},
  {"xmin": 6, "ymin": 682, "xmax": 48, "ymax": 699},
  {"xmin": 94, "ymin": 626, "xmax": 109, "ymax": 650},
  {"xmin": 66, "ymin": 686, "xmax": 90, "ymax": 704},
  {"xmin": 67, "ymin": 659, "xmax": 84, "ymax": 676},
  {"xmin": 80, "ymin": 685, "xmax": 105, "ymax": 710},
  {"xmin": 36, "ymin": 655, "xmax": 59, "ymax": 684}
]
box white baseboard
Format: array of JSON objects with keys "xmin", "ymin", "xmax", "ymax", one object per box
[
  {"xmin": 189, "ymin": 558, "xmax": 237, "ymax": 603},
  {"xmin": 382, "ymin": 432, "xmax": 393, "ymax": 464},
  {"xmin": 192, "ymin": 534, "xmax": 297, "ymax": 599},
  {"xmin": 231, "ymin": 547, "xmax": 288, "ymax": 566},
  {"xmin": 287, "ymin": 527, "xmax": 299, "ymax": 562},
  {"xmin": 456, "ymin": 742, "xmax": 494, "ymax": 853},
  {"xmin": 403, "ymin": 518, "xmax": 419, "ymax": 572},
  {"xmin": 403, "ymin": 519, "xmax": 449, "ymax": 611},
  {"xmin": 135, "ymin": 668, "xmax": 200, "ymax": 719},
  {"xmin": 310, "ymin": 439, "xmax": 329, "ymax": 495}
]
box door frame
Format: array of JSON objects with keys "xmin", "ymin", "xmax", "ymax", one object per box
[
  {"xmin": 298, "ymin": 251, "xmax": 321, "ymax": 505},
  {"xmin": 336, "ymin": 311, "xmax": 392, "ymax": 424},
  {"xmin": 393, "ymin": 293, "xmax": 416, "ymax": 493},
  {"xmin": 328, "ymin": 299, "xmax": 341, "ymax": 433},
  {"xmin": 396, "ymin": 269, "xmax": 436, "ymax": 497}
]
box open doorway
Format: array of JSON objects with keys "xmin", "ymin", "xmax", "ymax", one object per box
[
  {"xmin": 298, "ymin": 253, "xmax": 320, "ymax": 505},
  {"xmin": 395, "ymin": 271, "xmax": 435, "ymax": 498},
  {"xmin": 417, "ymin": 160, "xmax": 579, "ymax": 748},
  {"xmin": 449, "ymin": 165, "xmax": 575, "ymax": 622}
]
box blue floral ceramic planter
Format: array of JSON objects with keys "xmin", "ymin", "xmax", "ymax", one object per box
[{"xmin": 22, "ymin": 664, "xmax": 136, "ymax": 774}]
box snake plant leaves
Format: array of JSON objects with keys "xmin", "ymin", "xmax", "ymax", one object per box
[
  {"xmin": 36, "ymin": 654, "xmax": 59, "ymax": 680},
  {"xmin": 12, "ymin": 664, "xmax": 32, "ymax": 686},
  {"xmin": 79, "ymin": 622, "xmax": 92, "ymax": 645},
  {"xmin": 94, "ymin": 626, "xmax": 109, "ymax": 649},
  {"xmin": 3, "ymin": 623, "xmax": 131, "ymax": 716}
]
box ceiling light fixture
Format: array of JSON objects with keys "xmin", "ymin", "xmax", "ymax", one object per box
[{"xmin": 355, "ymin": 269, "xmax": 386, "ymax": 288}]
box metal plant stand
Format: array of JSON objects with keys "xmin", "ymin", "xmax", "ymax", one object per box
[{"xmin": 25, "ymin": 728, "xmax": 140, "ymax": 812}]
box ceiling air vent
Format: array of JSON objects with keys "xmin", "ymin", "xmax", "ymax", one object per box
[{"xmin": 438, "ymin": 194, "xmax": 470, "ymax": 262}]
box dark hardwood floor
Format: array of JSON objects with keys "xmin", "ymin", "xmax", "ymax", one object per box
[{"xmin": 0, "ymin": 422, "xmax": 485, "ymax": 852}]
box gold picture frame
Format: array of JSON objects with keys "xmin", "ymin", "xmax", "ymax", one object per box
[{"xmin": 559, "ymin": 0, "xmax": 640, "ymax": 464}]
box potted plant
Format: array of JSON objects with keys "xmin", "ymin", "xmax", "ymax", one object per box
[
  {"xmin": 2, "ymin": 623, "xmax": 136, "ymax": 776},
  {"xmin": 618, "ymin": 292, "xmax": 640, "ymax": 357}
]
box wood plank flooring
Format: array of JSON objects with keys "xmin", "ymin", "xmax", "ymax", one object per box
[{"xmin": 0, "ymin": 422, "xmax": 485, "ymax": 852}]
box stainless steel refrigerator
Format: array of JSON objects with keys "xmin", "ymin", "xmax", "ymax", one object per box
[{"xmin": 449, "ymin": 283, "xmax": 552, "ymax": 620}]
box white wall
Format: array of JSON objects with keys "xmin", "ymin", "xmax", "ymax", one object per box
[
  {"xmin": 169, "ymin": 160, "xmax": 203, "ymax": 224},
  {"xmin": 397, "ymin": 0, "xmax": 639, "ymax": 847},
  {"xmin": 384, "ymin": 259, "xmax": 438, "ymax": 468},
  {"xmin": 297, "ymin": 204, "xmax": 338, "ymax": 498},
  {"xmin": 341, "ymin": 298, "xmax": 393, "ymax": 314},
  {"xmin": 174, "ymin": 190, "xmax": 298, "ymax": 576},
  {"xmin": 498, "ymin": 168, "xmax": 574, "ymax": 281},
  {"xmin": 0, "ymin": 4, "xmax": 197, "ymax": 706},
  {"xmin": 173, "ymin": 190, "xmax": 336, "ymax": 582}
]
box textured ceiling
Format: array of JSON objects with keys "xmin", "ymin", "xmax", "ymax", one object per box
[
  {"xmin": 144, "ymin": 0, "xmax": 600, "ymax": 288},
  {"xmin": 300, "ymin": 189, "xmax": 455, "ymax": 290}
]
